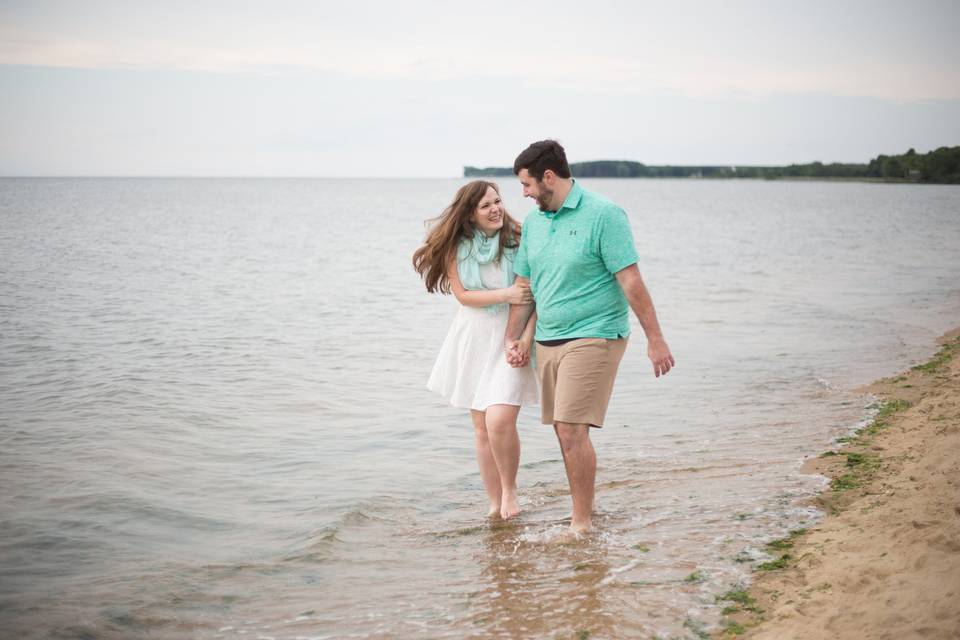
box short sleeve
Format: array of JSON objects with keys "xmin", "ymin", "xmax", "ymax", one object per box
[
  {"xmin": 513, "ymin": 220, "xmax": 531, "ymax": 278},
  {"xmin": 598, "ymin": 206, "xmax": 639, "ymax": 274}
]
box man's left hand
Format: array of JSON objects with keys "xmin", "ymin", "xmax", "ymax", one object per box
[{"xmin": 648, "ymin": 338, "xmax": 675, "ymax": 377}]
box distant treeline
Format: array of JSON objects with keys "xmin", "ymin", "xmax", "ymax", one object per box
[{"xmin": 464, "ymin": 146, "xmax": 960, "ymax": 183}]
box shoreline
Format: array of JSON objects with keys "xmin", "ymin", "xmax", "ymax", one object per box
[
  {"xmin": 713, "ymin": 328, "xmax": 960, "ymax": 639},
  {"xmin": 461, "ymin": 174, "xmax": 950, "ymax": 184}
]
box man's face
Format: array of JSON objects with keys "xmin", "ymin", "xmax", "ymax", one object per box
[{"xmin": 518, "ymin": 168, "xmax": 555, "ymax": 212}]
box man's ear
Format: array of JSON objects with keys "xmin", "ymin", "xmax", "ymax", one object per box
[{"xmin": 542, "ymin": 169, "xmax": 556, "ymax": 185}]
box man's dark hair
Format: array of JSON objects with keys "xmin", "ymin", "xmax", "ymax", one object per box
[{"xmin": 513, "ymin": 139, "xmax": 572, "ymax": 180}]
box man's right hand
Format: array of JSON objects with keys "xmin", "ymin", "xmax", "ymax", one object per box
[{"xmin": 504, "ymin": 339, "xmax": 525, "ymax": 367}]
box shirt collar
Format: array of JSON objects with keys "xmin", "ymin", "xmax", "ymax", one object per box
[{"xmin": 539, "ymin": 179, "xmax": 582, "ymax": 216}]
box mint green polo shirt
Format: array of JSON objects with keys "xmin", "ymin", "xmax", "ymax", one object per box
[{"xmin": 514, "ymin": 180, "xmax": 639, "ymax": 341}]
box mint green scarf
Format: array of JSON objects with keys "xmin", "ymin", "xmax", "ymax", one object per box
[{"xmin": 456, "ymin": 230, "xmax": 516, "ymax": 314}]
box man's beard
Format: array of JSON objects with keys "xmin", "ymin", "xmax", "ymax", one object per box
[{"xmin": 536, "ymin": 186, "xmax": 555, "ymax": 211}]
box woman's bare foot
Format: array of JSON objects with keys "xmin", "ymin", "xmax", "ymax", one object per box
[
  {"xmin": 488, "ymin": 502, "xmax": 502, "ymax": 518},
  {"xmin": 500, "ymin": 490, "xmax": 520, "ymax": 519}
]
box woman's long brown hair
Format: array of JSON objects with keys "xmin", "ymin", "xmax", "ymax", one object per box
[{"xmin": 412, "ymin": 180, "xmax": 521, "ymax": 294}]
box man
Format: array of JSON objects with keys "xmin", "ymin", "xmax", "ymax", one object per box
[{"xmin": 504, "ymin": 139, "xmax": 674, "ymax": 536}]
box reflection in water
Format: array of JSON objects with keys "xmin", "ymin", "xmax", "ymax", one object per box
[{"xmin": 469, "ymin": 522, "xmax": 613, "ymax": 640}]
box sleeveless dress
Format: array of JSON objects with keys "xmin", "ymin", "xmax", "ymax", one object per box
[{"xmin": 427, "ymin": 260, "xmax": 539, "ymax": 411}]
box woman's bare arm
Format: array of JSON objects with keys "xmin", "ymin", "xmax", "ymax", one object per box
[{"xmin": 447, "ymin": 258, "xmax": 532, "ymax": 308}]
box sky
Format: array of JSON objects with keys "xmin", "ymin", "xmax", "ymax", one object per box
[{"xmin": 1, "ymin": 0, "xmax": 959, "ymax": 176}]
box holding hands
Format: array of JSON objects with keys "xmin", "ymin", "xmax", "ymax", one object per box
[{"xmin": 505, "ymin": 338, "xmax": 532, "ymax": 368}]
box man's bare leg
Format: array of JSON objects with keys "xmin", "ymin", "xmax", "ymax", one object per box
[
  {"xmin": 484, "ymin": 404, "xmax": 521, "ymax": 519},
  {"xmin": 554, "ymin": 421, "xmax": 596, "ymax": 534},
  {"xmin": 471, "ymin": 410, "xmax": 502, "ymax": 517}
]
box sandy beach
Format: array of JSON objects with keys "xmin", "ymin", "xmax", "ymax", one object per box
[{"xmin": 715, "ymin": 329, "xmax": 960, "ymax": 639}]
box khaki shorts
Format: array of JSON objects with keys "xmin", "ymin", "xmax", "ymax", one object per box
[{"xmin": 535, "ymin": 337, "xmax": 628, "ymax": 428}]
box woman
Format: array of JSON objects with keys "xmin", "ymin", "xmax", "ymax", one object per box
[{"xmin": 413, "ymin": 180, "xmax": 538, "ymax": 520}]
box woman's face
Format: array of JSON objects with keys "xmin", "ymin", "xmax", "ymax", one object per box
[{"xmin": 472, "ymin": 186, "xmax": 504, "ymax": 237}]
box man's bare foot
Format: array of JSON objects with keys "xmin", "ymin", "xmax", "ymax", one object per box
[
  {"xmin": 550, "ymin": 527, "xmax": 585, "ymax": 544},
  {"xmin": 570, "ymin": 519, "xmax": 592, "ymax": 535},
  {"xmin": 500, "ymin": 491, "xmax": 520, "ymax": 519}
]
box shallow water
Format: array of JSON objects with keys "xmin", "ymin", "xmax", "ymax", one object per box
[{"xmin": 1, "ymin": 177, "xmax": 958, "ymax": 638}]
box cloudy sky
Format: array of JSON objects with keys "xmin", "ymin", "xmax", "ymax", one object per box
[{"xmin": 1, "ymin": 0, "xmax": 959, "ymax": 176}]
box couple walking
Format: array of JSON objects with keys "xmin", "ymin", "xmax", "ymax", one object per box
[{"xmin": 413, "ymin": 140, "xmax": 674, "ymax": 536}]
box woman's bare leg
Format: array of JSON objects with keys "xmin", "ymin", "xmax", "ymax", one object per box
[
  {"xmin": 471, "ymin": 410, "xmax": 502, "ymax": 517},
  {"xmin": 484, "ymin": 404, "xmax": 522, "ymax": 519}
]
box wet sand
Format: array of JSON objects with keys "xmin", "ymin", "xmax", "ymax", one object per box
[{"xmin": 715, "ymin": 329, "xmax": 960, "ymax": 639}]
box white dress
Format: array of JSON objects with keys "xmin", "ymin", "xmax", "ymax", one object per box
[{"xmin": 427, "ymin": 261, "xmax": 539, "ymax": 411}]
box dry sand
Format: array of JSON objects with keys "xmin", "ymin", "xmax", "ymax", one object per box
[{"xmin": 715, "ymin": 330, "xmax": 960, "ymax": 639}]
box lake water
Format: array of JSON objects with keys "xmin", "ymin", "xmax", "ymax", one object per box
[{"xmin": 1, "ymin": 177, "xmax": 958, "ymax": 639}]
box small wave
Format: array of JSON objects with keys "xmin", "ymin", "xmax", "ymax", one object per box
[
  {"xmin": 516, "ymin": 522, "xmax": 574, "ymax": 545},
  {"xmin": 815, "ymin": 376, "xmax": 842, "ymax": 391},
  {"xmin": 519, "ymin": 458, "xmax": 562, "ymax": 470},
  {"xmin": 598, "ymin": 558, "xmax": 643, "ymax": 587},
  {"xmin": 431, "ymin": 524, "xmax": 489, "ymax": 540},
  {"xmin": 283, "ymin": 496, "xmax": 413, "ymax": 562}
]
